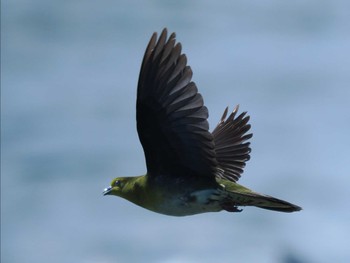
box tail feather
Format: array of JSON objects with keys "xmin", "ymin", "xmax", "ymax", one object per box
[
  {"xmin": 256, "ymin": 205, "xmax": 301, "ymax": 213},
  {"xmin": 222, "ymin": 189, "xmax": 302, "ymax": 213},
  {"xmin": 253, "ymin": 195, "xmax": 302, "ymax": 213}
]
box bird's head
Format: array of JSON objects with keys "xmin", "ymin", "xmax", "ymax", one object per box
[
  {"xmin": 103, "ymin": 177, "xmax": 128, "ymax": 197},
  {"xmin": 103, "ymin": 176, "xmax": 147, "ymax": 207}
]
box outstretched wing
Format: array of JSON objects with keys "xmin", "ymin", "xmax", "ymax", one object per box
[
  {"xmin": 212, "ymin": 106, "xmax": 252, "ymax": 182},
  {"xmin": 137, "ymin": 28, "xmax": 218, "ymax": 178}
]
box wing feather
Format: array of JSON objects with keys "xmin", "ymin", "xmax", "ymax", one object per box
[
  {"xmin": 137, "ymin": 28, "xmax": 218, "ymax": 178},
  {"xmin": 212, "ymin": 106, "xmax": 252, "ymax": 182}
]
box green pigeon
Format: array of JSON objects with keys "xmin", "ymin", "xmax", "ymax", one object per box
[{"xmin": 103, "ymin": 28, "xmax": 301, "ymax": 216}]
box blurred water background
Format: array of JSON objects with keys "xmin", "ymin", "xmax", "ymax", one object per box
[{"xmin": 2, "ymin": 1, "xmax": 350, "ymax": 262}]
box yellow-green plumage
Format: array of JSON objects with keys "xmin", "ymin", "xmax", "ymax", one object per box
[
  {"xmin": 104, "ymin": 175, "xmax": 300, "ymax": 216},
  {"xmin": 103, "ymin": 28, "xmax": 301, "ymax": 216}
]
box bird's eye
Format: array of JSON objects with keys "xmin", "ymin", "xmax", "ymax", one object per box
[{"xmin": 114, "ymin": 180, "xmax": 121, "ymax": 187}]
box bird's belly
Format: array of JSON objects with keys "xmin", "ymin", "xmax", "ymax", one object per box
[{"xmin": 155, "ymin": 189, "xmax": 223, "ymax": 216}]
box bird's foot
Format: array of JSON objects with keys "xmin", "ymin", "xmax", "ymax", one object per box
[{"xmin": 222, "ymin": 203, "xmax": 243, "ymax": 213}]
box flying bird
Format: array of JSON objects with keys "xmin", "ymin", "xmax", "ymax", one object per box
[{"xmin": 103, "ymin": 28, "xmax": 301, "ymax": 216}]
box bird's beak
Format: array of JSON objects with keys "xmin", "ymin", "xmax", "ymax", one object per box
[{"xmin": 103, "ymin": 186, "xmax": 112, "ymax": 196}]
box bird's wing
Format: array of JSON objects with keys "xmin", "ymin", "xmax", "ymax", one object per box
[
  {"xmin": 137, "ymin": 28, "xmax": 218, "ymax": 178},
  {"xmin": 212, "ymin": 106, "xmax": 252, "ymax": 182}
]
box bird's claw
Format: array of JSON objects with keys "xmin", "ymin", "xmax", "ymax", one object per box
[{"xmin": 222, "ymin": 203, "xmax": 243, "ymax": 213}]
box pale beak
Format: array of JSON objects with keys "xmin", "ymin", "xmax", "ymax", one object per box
[{"xmin": 103, "ymin": 186, "xmax": 112, "ymax": 196}]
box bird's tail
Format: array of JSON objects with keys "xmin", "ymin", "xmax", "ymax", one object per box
[
  {"xmin": 249, "ymin": 193, "xmax": 302, "ymax": 212},
  {"xmin": 219, "ymin": 183, "xmax": 302, "ymax": 213}
]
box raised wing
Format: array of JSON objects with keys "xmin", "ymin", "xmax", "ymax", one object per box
[
  {"xmin": 137, "ymin": 28, "xmax": 218, "ymax": 178},
  {"xmin": 212, "ymin": 106, "xmax": 252, "ymax": 182}
]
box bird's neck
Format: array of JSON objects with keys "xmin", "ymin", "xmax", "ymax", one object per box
[{"xmin": 121, "ymin": 175, "xmax": 154, "ymax": 207}]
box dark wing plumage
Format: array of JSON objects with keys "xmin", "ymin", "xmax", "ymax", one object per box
[
  {"xmin": 212, "ymin": 105, "xmax": 252, "ymax": 182},
  {"xmin": 137, "ymin": 28, "xmax": 218, "ymax": 178}
]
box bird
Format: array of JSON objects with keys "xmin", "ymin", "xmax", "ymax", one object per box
[{"xmin": 103, "ymin": 28, "xmax": 302, "ymax": 216}]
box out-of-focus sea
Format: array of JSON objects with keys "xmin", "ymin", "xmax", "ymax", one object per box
[{"xmin": 2, "ymin": 1, "xmax": 350, "ymax": 262}]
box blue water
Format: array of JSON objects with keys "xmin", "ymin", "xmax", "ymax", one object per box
[{"xmin": 2, "ymin": 1, "xmax": 350, "ymax": 262}]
